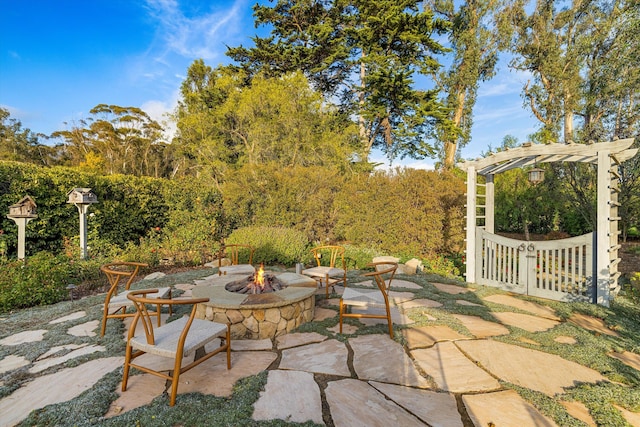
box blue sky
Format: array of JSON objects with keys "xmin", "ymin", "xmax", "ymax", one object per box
[{"xmin": 0, "ymin": 0, "xmax": 538, "ymax": 168}]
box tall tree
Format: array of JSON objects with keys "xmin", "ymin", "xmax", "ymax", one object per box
[
  {"xmin": 503, "ymin": 0, "xmax": 638, "ymax": 144},
  {"xmin": 428, "ymin": 0, "xmax": 507, "ymax": 169},
  {"xmin": 172, "ymin": 61, "xmax": 359, "ymax": 184},
  {"xmin": 227, "ymin": 0, "xmax": 452, "ymax": 163},
  {"xmin": 0, "ymin": 108, "xmax": 61, "ymax": 166},
  {"xmin": 52, "ymin": 105, "xmax": 168, "ymax": 177}
]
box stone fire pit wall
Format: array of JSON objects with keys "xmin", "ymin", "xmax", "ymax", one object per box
[{"xmin": 192, "ymin": 272, "xmax": 317, "ymax": 339}]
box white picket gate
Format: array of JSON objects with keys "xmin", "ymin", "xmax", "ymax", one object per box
[{"xmin": 475, "ymin": 228, "xmax": 592, "ymax": 302}]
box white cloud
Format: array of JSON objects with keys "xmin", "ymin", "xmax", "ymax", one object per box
[
  {"xmin": 141, "ymin": 88, "xmax": 181, "ymax": 140},
  {"xmin": 145, "ymin": 0, "xmax": 248, "ymax": 61}
]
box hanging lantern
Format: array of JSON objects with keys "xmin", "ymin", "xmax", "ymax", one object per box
[{"xmin": 528, "ymin": 167, "xmax": 545, "ymax": 185}]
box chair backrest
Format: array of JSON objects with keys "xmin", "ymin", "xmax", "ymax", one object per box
[
  {"xmin": 220, "ymin": 244, "xmax": 255, "ymax": 266},
  {"xmin": 126, "ymin": 289, "xmax": 209, "ymax": 346},
  {"xmin": 363, "ymin": 262, "xmax": 398, "ymax": 295},
  {"xmin": 311, "ymin": 245, "xmax": 345, "ymax": 268},
  {"xmin": 100, "ymin": 261, "xmax": 149, "ymax": 295}
]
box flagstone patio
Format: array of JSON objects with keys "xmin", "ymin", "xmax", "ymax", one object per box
[{"xmin": 1, "ymin": 269, "xmax": 639, "ymax": 427}]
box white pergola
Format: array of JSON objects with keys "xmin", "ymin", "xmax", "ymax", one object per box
[{"xmin": 458, "ymin": 138, "xmax": 637, "ymax": 305}]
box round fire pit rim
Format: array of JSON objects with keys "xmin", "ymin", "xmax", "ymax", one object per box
[{"xmin": 192, "ymin": 271, "xmax": 317, "ymax": 309}]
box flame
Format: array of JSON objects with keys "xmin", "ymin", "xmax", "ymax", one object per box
[{"xmin": 255, "ymin": 263, "xmax": 265, "ymax": 288}]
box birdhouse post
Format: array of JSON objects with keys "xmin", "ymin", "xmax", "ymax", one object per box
[
  {"xmin": 67, "ymin": 188, "xmax": 98, "ymax": 259},
  {"xmin": 6, "ymin": 195, "xmax": 38, "ymax": 260}
]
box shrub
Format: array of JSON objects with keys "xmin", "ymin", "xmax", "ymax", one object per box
[
  {"xmin": 226, "ymin": 226, "xmax": 309, "ymax": 266},
  {"xmin": 0, "ymin": 252, "xmax": 76, "ymax": 312},
  {"xmin": 343, "ymin": 245, "xmax": 385, "ymax": 269},
  {"xmin": 422, "ymin": 253, "xmax": 461, "ymax": 278}
]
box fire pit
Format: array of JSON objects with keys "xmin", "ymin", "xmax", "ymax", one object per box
[
  {"xmin": 193, "ymin": 269, "xmax": 317, "ymax": 339},
  {"xmin": 225, "ymin": 264, "xmax": 286, "ymax": 294}
]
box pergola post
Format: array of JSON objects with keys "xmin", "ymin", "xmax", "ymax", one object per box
[
  {"xmin": 595, "ymin": 150, "xmax": 612, "ymax": 306},
  {"xmin": 485, "ymin": 174, "xmax": 495, "ymax": 234},
  {"xmin": 465, "ymin": 166, "xmax": 477, "ymax": 283}
]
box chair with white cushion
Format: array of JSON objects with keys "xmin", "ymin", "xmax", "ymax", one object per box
[
  {"xmin": 218, "ymin": 244, "xmax": 256, "ymax": 276},
  {"xmin": 302, "ymin": 245, "xmax": 347, "ymax": 297},
  {"xmin": 122, "ymin": 289, "xmax": 231, "ymax": 406},
  {"xmin": 339, "ymin": 262, "xmax": 397, "ymax": 338},
  {"xmin": 100, "ymin": 262, "xmax": 171, "ymax": 337}
]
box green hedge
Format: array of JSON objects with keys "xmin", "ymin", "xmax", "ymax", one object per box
[
  {"xmin": 227, "ymin": 226, "xmax": 310, "ymax": 266},
  {"xmin": 0, "ymin": 161, "xmax": 223, "ymax": 259}
]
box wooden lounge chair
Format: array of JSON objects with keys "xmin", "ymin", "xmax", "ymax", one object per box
[
  {"xmin": 122, "ymin": 289, "xmax": 231, "ymax": 406},
  {"xmin": 302, "ymin": 245, "xmax": 347, "ymax": 297},
  {"xmin": 218, "ymin": 244, "xmax": 256, "ymax": 276},
  {"xmin": 339, "ymin": 262, "xmax": 398, "ymax": 338},
  {"xmin": 100, "ymin": 262, "xmax": 171, "ymax": 337}
]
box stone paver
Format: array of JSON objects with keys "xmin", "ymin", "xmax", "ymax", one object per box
[
  {"xmin": 231, "ymin": 338, "xmax": 272, "ymax": 351},
  {"xmin": 48, "ymin": 311, "xmax": 87, "ymax": 324},
  {"xmin": 397, "ymin": 298, "xmax": 443, "ymax": 309},
  {"xmin": 608, "ymin": 350, "xmax": 640, "ymax": 371},
  {"xmin": 431, "ymin": 282, "xmax": 471, "ymax": 294},
  {"xmin": 570, "ymin": 313, "xmax": 620, "ymax": 337},
  {"xmin": 388, "ymin": 291, "xmax": 416, "ymax": 304},
  {"xmin": 370, "ymin": 381, "xmax": 462, "ymax": 427},
  {"xmin": 0, "ymin": 355, "xmax": 30, "ymax": 375},
  {"xmin": 491, "ymin": 311, "xmax": 560, "ymax": 332},
  {"xmin": 463, "ymin": 390, "xmax": 558, "ymax": 427},
  {"xmin": 314, "ymin": 307, "xmax": 338, "ymax": 321},
  {"xmin": 327, "ymin": 323, "xmax": 358, "ymax": 334},
  {"xmin": 483, "ymin": 294, "xmax": 560, "ymax": 320},
  {"xmin": 561, "ymin": 401, "xmax": 596, "ymax": 427},
  {"xmin": 105, "ymin": 374, "xmax": 166, "ymax": 418},
  {"xmin": 37, "ymin": 344, "xmax": 87, "ymax": 360},
  {"xmin": 0, "ymin": 357, "xmax": 122, "ymax": 427},
  {"xmin": 351, "ymin": 306, "xmax": 414, "ymax": 326},
  {"xmin": 554, "ymin": 335, "xmax": 578, "ymax": 344},
  {"xmin": 279, "ymin": 339, "xmax": 350, "ymax": 376},
  {"xmin": 67, "ymin": 320, "xmax": 100, "ymax": 337},
  {"xmin": 452, "ymin": 314, "xmax": 509, "ymax": 338},
  {"xmin": 326, "ymin": 379, "xmax": 426, "ymax": 427},
  {"xmin": 350, "ymin": 334, "xmax": 430, "ymax": 388},
  {"xmin": 179, "ymin": 351, "xmax": 277, "ymax": 397},
  {"xmin": 411, "ymin": 341, "xmax": 501, "ymax": 393},
  {"xmin": 615, "ymin": 404, "xmax": 640, "ymax": 426},
  {"xmin": 252, "ymin": 370, "xmax": 323, "ymax": 425},
  {"xmin": 276, "ymin": 332, "xmax": 327, "ymax": 349},
  {"xmin": 455, "ymin": 299, "xmax": 482, "ymax": 306},
  {"xmin": 390, "ymin": 279, "xmax": 422, "ymax": 290},
  {"xmin": 456, "ymin": 339, "xmax": 607, "ymax": 396},
  {"xmin": 401, "ymin": 325, "xmax": 468, "ymax": 349},
  {"xmin": 29, "ymin": 344, "xmax": 106, "ymax": 374},
  {"xmin": 0, "ymin": 329, "xmax": 47, "ymax": 346}
]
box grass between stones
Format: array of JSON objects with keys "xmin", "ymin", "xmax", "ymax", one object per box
[{"xmin": 1, "ymin": 268, "xmax": 640, "ymax": 426}]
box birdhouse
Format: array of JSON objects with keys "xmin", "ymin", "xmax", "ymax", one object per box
[
  {"xmin": 8, "ymin": 195, "xmax": 38, "ymax": 219},
  {"xmin": 67, "ymin": 188, "xmax": 98, "ymax": 205}
]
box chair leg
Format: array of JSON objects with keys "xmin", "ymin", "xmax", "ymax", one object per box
[
  {"xmin": 169, "ymin": 356, "xmax": 184, "ymax": 406},
  {"xmin": 122, "ymin": 345, "xmax": 133, "ymax": 391},
  {"xmin": 100, "ymin": 316, "xmax": 108, "ymax": 337},
  {"xmin": 386, "ymin": 307, "xmax": 394, "ymax": 339},
  {"xmin": 325, "ymin": 274, "xmax": 330, "ymax": 297},
  {"xmin": 225, "ymin": 325, "xmax": 231, "ymax": 369},
  {"xmin": 339, "ymin": 300, "xmax": 344, "ymax": 333}
]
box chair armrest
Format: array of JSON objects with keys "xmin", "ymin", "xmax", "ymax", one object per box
[{"xmin": 127, "ymin": 289, "xmax": 209, "ymax": 305}]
